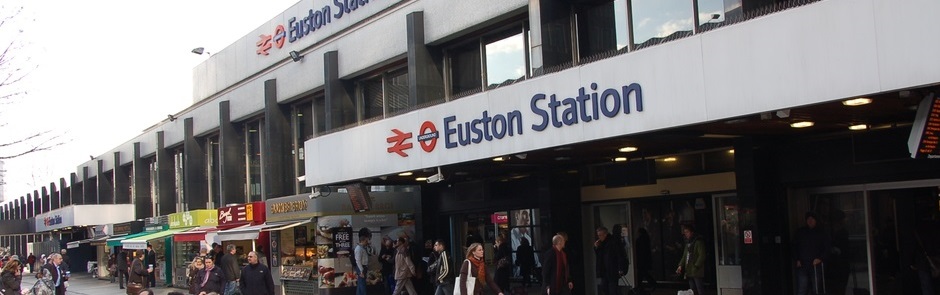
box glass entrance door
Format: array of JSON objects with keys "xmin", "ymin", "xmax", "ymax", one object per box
[
  {"xmin": 713, "ymin": 193, "xmax": 742, "ymax": 295},
  {"xmin": 868, "ymin": 186, "xmax": 940, "ymax": 295}
]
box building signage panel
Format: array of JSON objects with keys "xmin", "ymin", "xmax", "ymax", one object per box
[
  {"xmin": 255, "ymin": 0, "xmax": 403, "ymax": 57},
  {"xmin": 113, "ymin": 221, "xmax": 143, "ymax": 236},
  {"xmin": 908, "ymin": 94, "xmax": 940, "ymax": 158},
  {"xmin": 169, "ymin": 210, "xmax": 219, "ymax": 229},
  {"xmin": 218, "ymin": 204, "xmax": 252, "ymax": 226},
  {"xmin": 34, "ymin": 207, "xmax": 75, "ymax": 232}
]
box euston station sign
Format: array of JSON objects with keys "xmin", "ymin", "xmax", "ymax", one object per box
[{"xmin": 257, "ymin": 0, "xmax": 399, "ymax": 56}]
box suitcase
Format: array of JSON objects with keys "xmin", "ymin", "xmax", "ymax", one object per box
[
  {"xmin": 850, "ymin": 264, "xmax": 869, "ymax": 295},
  {"xmin": 812, "ymin": 263, "xmax": 826, "ymax": 295}
]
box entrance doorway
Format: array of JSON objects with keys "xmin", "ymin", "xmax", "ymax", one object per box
[{"xmin": 793, "ymin": 180, "xmax": 940, "ymax": 295}]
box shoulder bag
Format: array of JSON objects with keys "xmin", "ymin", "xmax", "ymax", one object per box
[{"xmin": 453, "ymin": 259, "xmax": 476, "ymax": 295}]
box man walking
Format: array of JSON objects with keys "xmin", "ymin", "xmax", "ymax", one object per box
[
  {"xmin": 42, "ymin": 253, "xmax": 66, "ymax": 295},
  {"xmin": 792, "ymin": 212, "xmax": 831, "ymax": 295},
  {"xmin": 239, "ymin": 251, "xmax": 274, "ymax": 295},
  {"xmin": 220, "ymin": 244, "xmax": 241, "ymax": 295},
  {"xmin": 595, "ymin": 227, "xmax": 626, "ymax": 295},
  {"xmin": 117, "ymin": 250, "xmax": 129, "ymax": 289},
  {"xmin": 543, "ymin": 234, "xmax": 573, "ymax": 295},
  {"xmin": 428, "ymin": 239, "xmax": 454, "ymax": 295},
  {"xmin": 354, "ymin": 234, "xmax": 371, "ymax": 295},
  {"xmin": 145, "ymin": 245, "xmax": 157, "ymax": 288}
]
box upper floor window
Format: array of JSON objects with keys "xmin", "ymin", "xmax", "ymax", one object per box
[
  {"xmin": 357, "ymin": 66, "xmax": 409, "ymax": 121},
  {"xmin": 245, "ymin": 119, "xmax": 265, "ymax": 203},
  {"xmin": 292, "ymin": 100, "xmax": 314, "ymax": 194},
  {"xmin": 446, "ymin": 22, "xmax": 529, "ymax": 99}
]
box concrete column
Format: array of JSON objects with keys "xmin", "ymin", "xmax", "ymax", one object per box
[
  {"xmin": 219, "ymin": 101, "xmax": 246, "ymax": 205},
  {"xmin": 32, "ymin": 191, "xmax": 40, "ymax": 216},
  {"xmin": 42, "ymin": 187, "xmax": 51, "ymax": 213},
  {"xmin": 17, "ymin": 197, "xmax": 24, "ymax": 219},
  {"xmin": 97, "ymin": 159, "xmax": 114, "ymax": 204},
  {"xmin": 114, "ymin": 152, "xmax": 130, "ymax": 204},
  {"xmin": 83, "ymin": 166, "xmax": 96, "ymax": 204},
  {"xmin": 324, "ymin": 51, "xmax": 353, "ymax": 130},
  {"xmin": 60, "ymin": 177, "xmax": 71, "ymax": 207},
  {"xmin": 263, "ymin": 79, "xmax": 293, "ymax": 200},
  {"xmin": 407, "ymin": 11, "xmax": 445, "ymax": 106},
  {"xmin": 133, "ymin": 142, "xmax": 153, "ymax": 219},
  {"xmin": 26, "ymin": 193, "xmax": 33, "ymax": 218},
  {"xmin": 184, "ymin": 117, "xmax": 209, "ymax": 209},
  {"xmin": 156, "ymin": 131, "xmax": 175, "ymax": 215}
]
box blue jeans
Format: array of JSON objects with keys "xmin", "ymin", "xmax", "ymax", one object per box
[
  {"xmin": 356, "ymin": 266, "xmax": 368, "ymax": 295},
  {"xmin": 435, "ymin": 283, "xmax": 453, "ymax": 295},
  {"xmin": 224, "ymin": 281, "xmax": 239, "ymax": 295}
]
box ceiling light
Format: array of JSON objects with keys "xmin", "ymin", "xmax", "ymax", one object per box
[
  {"xmin": 790, "ymin": 121, "xmax": 815, "ymax": 128},
  {"xmin": 662, "ymin": 157, "xmax": 677, "ymax": 162},
  {"xmin": 415, "ymin": 177, "xmax": 428, "ymax": 182},
  {"xmin": 614, "ymin": 157, "xmax": 628, "ymax": 162},
  {"xmin": 848, "ymin": 124, "xmax": 868, "ymax": 130},
  {"xmin": 492, "ymin": 157, "xmax": 505, "ymax": 162},
  {"xmin": 618, "ymin": 147, "xmax": 638, "ymax": 152},
  {"xmin": 554, "ymin": 156, "xmax": 570, "ymax": 161},
  {"xmin": 728, "ymin": 149, "xmax": 735, "ymax": 154},
  {"xmin": 842, "ymin": 98, "xmax": 872, "ymax": 106},
  {"xmin": 398, "ymin": 172, "xmax": 413, "ymax": 176}
]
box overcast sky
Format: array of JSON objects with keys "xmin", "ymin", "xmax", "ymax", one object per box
[{"xmin": 1, "ymin": 0, "xmax": 300, "ymax": 204}]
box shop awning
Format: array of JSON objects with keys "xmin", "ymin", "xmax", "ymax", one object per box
[
  {"xmin": 89, "ymin": 235, "xmax": 111, "ymax": 246},
  {"xmin": 66, "ymin": 239, "xmax": 93, "ymax": 249},
  {"xmin": 207, "ymin": 219, "xmax": 311, "ymax": 244},
  {"xmin": 122, "ymin": 228, "xmax": 193, "ymax": 250},
  {"xmin": 106, "ymin": 231, "xmax": 156, "ymax": 247},
  {"xmin": 173, "ymin": 226, "xmax": 219, "ymax": 242}
]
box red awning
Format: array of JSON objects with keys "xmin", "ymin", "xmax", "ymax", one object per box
[{"xmin": 173, "ymin": 226, "xmax": 219, "ymax": 242}]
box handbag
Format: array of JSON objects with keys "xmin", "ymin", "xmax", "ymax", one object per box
[
  {"xmin": 126, "ymin": 282, "xmax": 144, "ymax": 295},
  {"xmin": 453, "ymin": 260, "xmax": 476, "ymax": 295}
]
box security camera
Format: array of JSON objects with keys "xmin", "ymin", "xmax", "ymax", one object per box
[
  {"xmin": 309, "ymin": 186, "xmax": 321, "ymax": 199},
  {"xmin": 426, "ymin": 167, "xmax": 444, "ymax": 183},
  {"xmin": 426, "ymin": 173, "xmax": 444, "ymax": 183}
]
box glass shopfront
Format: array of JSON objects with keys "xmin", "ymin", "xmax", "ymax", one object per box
[
  {"xmin": 167, "ymin": 210, "xmax": 218, "ymax": 288},
  {"xmin": 266, "ymin": 186, "xmax": 422, "ymax": 295}
]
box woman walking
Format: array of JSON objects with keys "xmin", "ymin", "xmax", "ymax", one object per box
[
  {"xmin": 187, "ymin": 256, "xmax": 205, "ymax": 295},
  {"xmin": 392, "ymin": 237, "xmax": 418, "ymax": 295},
  {"xmin": 1, "ymin": 259, "xmax": 23, "ymax": 295},
  {"xmin": 458, "ymin": 243, "xmax": 505, "ymax": 295}
]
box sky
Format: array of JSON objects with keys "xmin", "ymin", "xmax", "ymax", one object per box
[{"xmin": 0, "ymin": 0, "xmax": 300, "ymax": 204}]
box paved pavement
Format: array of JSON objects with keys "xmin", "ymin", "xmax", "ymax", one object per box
[{"xmin": 19, "ymin": 273, "xmax": 187, "ymax": 295}]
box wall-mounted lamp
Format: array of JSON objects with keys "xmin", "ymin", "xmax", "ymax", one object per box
[
  {"xmin": 191, "ymin": 47, "xmax": 208, "ymax": 55},
  {"xmin": 289, "ymin": 50, "xmax": 304, "ymax": 62}
]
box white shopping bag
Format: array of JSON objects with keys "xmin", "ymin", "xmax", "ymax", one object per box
[{"xmin": 677, "ymin": 290, "xmax": 695, "ymax": 295}]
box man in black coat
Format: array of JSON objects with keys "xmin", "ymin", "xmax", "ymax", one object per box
[
  {"xmin": 239, "ymin": 251, "xmax": 275, "ymax": 295},
  {"xmin": 197, "ymin": 256, "xmax": 225, "ymax": 295},
  {"xmin": 792, "ymin": 212, "xmax": 831, "ymax": 295},
  {"xmin": 220, "ymin": 244, "xmax": 241, "ymax": 295},
  {"xmin": 117, "ymin": 250, "xmax": 129, "ymax": 289},
  {"xmin": 42, "ymin": 253, "xmax": 67, "ymax": 295},
  {"xmin": 594, "ymin": 226, "xmax": 626, "ymax": 295},
  {"xmin": 145, "ymin": 245, "xmax": 157, "ymax": 287}
]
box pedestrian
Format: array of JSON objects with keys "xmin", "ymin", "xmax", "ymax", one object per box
[
  {"xmin": 353, "ymin": 234, "xmax": 371, "ymax": 295},
  {"xmin": 117, "ymin": 250, "xmax": 130, "ymax": 289},
  {"xmin": 145, "ymin": 245, "xmax": 157, "ymax": 288},
  {"xmin": 188, "ymin": 256, "xmax": 205, "ymax": 295},
  {"xmin": 493, "ymin": 235, "xmax": 512, "ymax": 293},
  {"xmin": 219, "ymin": 245, "xmax": 240, "ymax": 295},
  {"xmin": 634, "ymin": 227, "xmax": 657, "ymax": 292},
  {"xmin": 196, "ymin": 256, "xmax": 225, "ymax": 295},
  {"xmin": 57, "ymin": 250, "xmax": 70, "ymax": 292},
  {"xmin": 239, "ymin": 251, "xmax": 275, "ymax": 295},
  {"xmin": 792, "ymin": 212, "xmax": 830, "ymax": 295},
  {"xmin": 515, "ymin": 237, "xmax": 536, "ymax": 288},
  {"xmin": 108, "ymin": 253, "xmax": 117, "ymax": 283},
  {"xmin": 595, "ymin": 226, "xmax": 626, "ymax": 295},
  {"xmin": 41, "ymin": 253, "xmax": 66, "ymax": 295},
  {"xmin": 392, "ymin": 237, "xmax": 418, "ymax": 295},
  {"xmin": 676, "ymin": 224, "xmax": 706, "ymax": 295},
  {"xmin": 27, "ymin": 253, "xmax": 36, "ymax": 273},
  {"xmin": 379, "ymin": 237, "xmax": 397, "ymax": 294},
  {"xmin": 457, "ymin": 242, "xmax": 504, "ymax": 295},
  {"xmin": 1, "ymin": 259, "xmax": 22, "ymax": 295},
  {"xmin": 428, "ymin": 239, "xmax": 454, "ymax": 295},
  {"xmin": 129, "ymin": 252, "xmax": 152, "ymax": 294},
  {"xmin": 542, "ymin": 234, "xmax": 573, "ymax": 295}
]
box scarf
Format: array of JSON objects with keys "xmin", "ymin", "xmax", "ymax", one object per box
[
  {"xmin": 469, "ymin": 256, "xmax": 486, "ymax": 284},
  {"xmin": 554, "ymin": 248, "xmax": 568, "ymax": 290},
  {"xmin": 200, "ymin": 266, "xmax": 213, "ymax": 287}
]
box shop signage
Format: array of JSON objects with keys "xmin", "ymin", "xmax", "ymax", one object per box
[
  {"xmin": 218, "ymin": 204, "xmax": 256, "ymax": 226},
  {"xmin": 113, "ymin": 221, "xmax": 143, "ymax": 236},
  {"xmin": 265, "ymin": 192, "xmax": 419, "ymax": 222},
  {"xmin": 332, "ymin": 227, "xmax": 353, "ymax": 257},
  {"xmin": 169, "ymin": 210, "xmax": 219, "ymax": 229},
  {"xmin": 34, "ymin": 205, "xmax": 135, "ymax": 233},
  {"xmin": 256, "ymin": 0, "xmax": 403, "ymax": 56},
  {"xmin": 744, "ymin": 230, "xmax": 753, "ymax": 244},
  {"xmin": 34, "ymin": 207, "xmax": 75, "ymax": 232},
  {"xmin": 280, "ymin": 266, "xmax": 313, "ymax": 281},
  {"xmin": 43, "ymin": 215, "xmax": 63, "ymax": 227},
  {"xmin": 491, "ymin": 213, "xmax": 508, "ymax": 224}
]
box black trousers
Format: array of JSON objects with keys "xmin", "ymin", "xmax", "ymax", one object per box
[{"xmin": 118, "ymin": 270, "xmax": 129, "ymax": 288}]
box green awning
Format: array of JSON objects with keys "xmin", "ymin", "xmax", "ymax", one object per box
[
  {"xmin": 106, "ymin": 231, "xmax": 157, "ymax": 247},
  {"xmin": 121, "ymin": 228, "xmax": 193, "ymax": 250}
]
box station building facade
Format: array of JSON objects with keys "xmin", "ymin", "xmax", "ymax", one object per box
[{"xmin": 2, "ymin": 0, "xmax": 940, "ymax": 294}]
